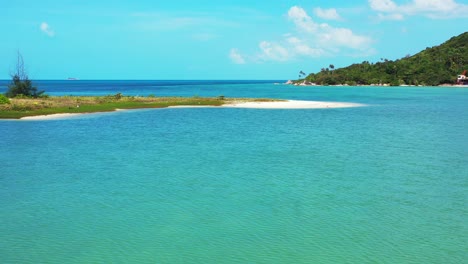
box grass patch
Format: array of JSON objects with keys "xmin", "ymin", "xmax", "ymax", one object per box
[{"xmin": 0, "ymin": 95, "xmax": 280, "ymax": 119}]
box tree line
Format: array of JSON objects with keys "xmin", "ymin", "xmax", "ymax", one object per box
[{"xmin": 298, "ymin": 32, "xmax": 468, "ymax": 86}]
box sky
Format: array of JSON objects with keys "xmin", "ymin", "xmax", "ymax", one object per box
[{"xmin": 1, "ymin": 0, "xmax": 467, "ymax": 80}]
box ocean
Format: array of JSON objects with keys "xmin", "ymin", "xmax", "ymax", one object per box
[{"xmin": 1, "ymin": 80, "xmax": 467, "ymax": 263}]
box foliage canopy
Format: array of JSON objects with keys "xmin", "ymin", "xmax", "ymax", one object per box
[{"xmin": 300, "ymin": 32, "xmax": 468, "ymax": 86}]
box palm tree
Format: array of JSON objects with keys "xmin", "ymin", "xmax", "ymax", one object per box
[{"xmin": 329, "ymin": 64, "xmax": 335, "ymax": 75}]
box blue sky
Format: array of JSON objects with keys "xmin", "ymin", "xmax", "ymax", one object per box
[{"xmin": 1, "ymin": 0, "xmax": 467, "ymax": 80}]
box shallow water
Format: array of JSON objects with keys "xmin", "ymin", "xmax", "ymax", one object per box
[{"xmin": 1, "ymin": 81, "xmax": 467, "ymax": 263}]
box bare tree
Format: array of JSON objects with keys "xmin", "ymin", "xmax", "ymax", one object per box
[{"xmin": 12, "ymin": 50, "xmax": 27, "ymax": 80}]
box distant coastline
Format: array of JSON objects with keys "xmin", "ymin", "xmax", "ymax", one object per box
[{"xmin": 286, "ymin": 80, "xmax": 468, "ymax": 88}]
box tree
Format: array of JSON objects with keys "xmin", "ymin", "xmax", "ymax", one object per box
[{"xmin": 5, "ymin": 51, "xmax": 44, "ymax": 98}]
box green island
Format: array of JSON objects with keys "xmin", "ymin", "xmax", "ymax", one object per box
[
  {"xmin": 295, "ymin": 32, "xmax": 468, "ymax": 86},
  {"xmin": 0, "ymin": 95, "xmax": 279, "ymax": 119}
]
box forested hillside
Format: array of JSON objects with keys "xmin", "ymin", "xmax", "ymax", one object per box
[{"xmin": 300, "ymin": 32, "xmax": 467, "ymax": 86}]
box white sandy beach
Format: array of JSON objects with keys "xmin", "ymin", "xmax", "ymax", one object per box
[
  {"xmin": 170, "ymin": 100, "xmax": 365, "ymax": 109},
  {"xmin": 20, "ymin": 113, "xmax": 83, "ymax": 120},
  {"xmin": 222, "ymin": 100, "xmax": 364, "ymax": 109},
  {"xmin": 17, "ymin": 100, "xmax": 365, "ymax": 120}
]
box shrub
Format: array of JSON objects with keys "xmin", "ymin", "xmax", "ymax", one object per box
[
  {"xmin": 0, "ymin": 94, "xmax": 10, "ymax": 104},
  {"xmin": 6, "ymin": 52, "xmax": 45, "ymax": 98}
]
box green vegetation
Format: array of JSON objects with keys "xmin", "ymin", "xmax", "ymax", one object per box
[
  {"xmin": 0, "ymin": 94, "xmax": 10, "ymax": 104},
  {"xmin": 299, "ymin": 32, "xmax": 468, "ymax": 86},
  {"xmin": 6, "ymin": 75, "xmax": 45, "ymax": 98},
  {"xmin": 0, "ymin": 94, "xmax": 278, "ymax": 119}
]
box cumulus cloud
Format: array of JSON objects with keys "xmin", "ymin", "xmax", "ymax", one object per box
[
  {"xmin": 369, "ymin": 0, "xmax": 468, "ymax": 19},
  {"xmin": 40, "ymin": 22, "xmax": 55, "ymax": 37},
  {"xmin": 229, "ymin": 48, "xmax": 246, "ymax": 64},
  {"xmin": 313, "ymin": 7, "xmax": 342, "ymax": 20},
  {"xmin": 287, "ymin": 6, "xmax": 317, "ymax": 33},
  {"xmin": 230, "ymin": 6, "xmax": 372, "ymax": 63},
  {"xmin": 287, "ymin": 6, "xmax": 372, "ymax": 51}
]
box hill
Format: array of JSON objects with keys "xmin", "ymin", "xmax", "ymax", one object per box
[{"xmin": 299, "ymin": 32, "xmax": 468, "ymax": 86}]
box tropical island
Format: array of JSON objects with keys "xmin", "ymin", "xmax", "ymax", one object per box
[{"xmin": 293, "ymin": 32, "xmax": 468, "ymax": 86}]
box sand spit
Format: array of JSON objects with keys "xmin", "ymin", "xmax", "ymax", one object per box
[
  {"xmin": 223, "ymin": 100, "xmax": 365, "ymax": 109},
  {"xmin": 16, "ymin": 100, "xmax": 365, "ymax": 120}
]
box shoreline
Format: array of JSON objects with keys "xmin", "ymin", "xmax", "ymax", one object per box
[
  {"xmin": 13, "ymin": 100, "xmax": 365, "ymax": 120},
  {"xmin": 221, "ymin": 100, "xmax": 364, "ymax": 109},
  {"xmin": 19, "ymin": 113, "xmax": 88, "ymax": 120},
  {"xmin": 288, "ymin": 82, "xmax": 468, "ymax": 88}
]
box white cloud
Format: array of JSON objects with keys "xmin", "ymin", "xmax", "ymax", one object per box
[
  {"xmin": 258, "ymin": 41, "xmax": 290, "ymax": 61},
  {"xmin": 313, "ymin": 8, "xmax": 342, "ymax": 20},
  {"xmin": 40, "ymin": 22, "xmax": 55, "ymax": 37},
  {"xmin": 287, "ymin": 6, "xmax": 372, "ymax": 51},
  {"xmin": 287, "ymin": 37, "xmax": 324, "ymax": 57},
  {"xmin": 229, "ymin": 49, "xmax": 246, "ymax": 64},
  {"xmin": 319, "ymin": 26, "xmax": 372, "ymax": 50},
  {"xmin": 369, "ymin": 0, "xmax": 398, "ymax": 12},
  {"xmin": 407, "ymin": 0, "xmax": 458, "ymax": 13},
  {"xmin": 369, "ymin": 0, "xmax": 468, "ymax": 19},
  {"xmin": 287, "ymin": 6, "xmax": 317, "ymax": 33},
  {"xmin": 231, "ymin": 6, "xmax": 372, "ymax": 63}
]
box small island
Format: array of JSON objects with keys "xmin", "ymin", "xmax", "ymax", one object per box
[
  {"xmin": 0, "ymin": 94, "xmax": 366, "ymax": 120},
  {"xmin": 0, "ymin": 95, "xmax": 273, "ymax": 119}
]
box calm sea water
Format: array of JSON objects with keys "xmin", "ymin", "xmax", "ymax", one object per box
[{"xmin": 1, "ymin": 81, "xmax": 467, "ymax": 263}]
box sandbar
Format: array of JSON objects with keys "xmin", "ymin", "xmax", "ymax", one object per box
[
  {"xmin": 17, "ymin": 100, "xmax": 365, "ymax": 120},
  {"xmin": 20, "ymin": 113, "xmax": 84, "ymax": 120},
  {"xmin": 222, "ymin": 100, "xmax": 365, "ymax": 109}
]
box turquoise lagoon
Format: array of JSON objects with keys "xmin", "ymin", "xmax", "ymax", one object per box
[{"xmin": 1, "ymin": 81, "xmax": 467, "ymax": 263}]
